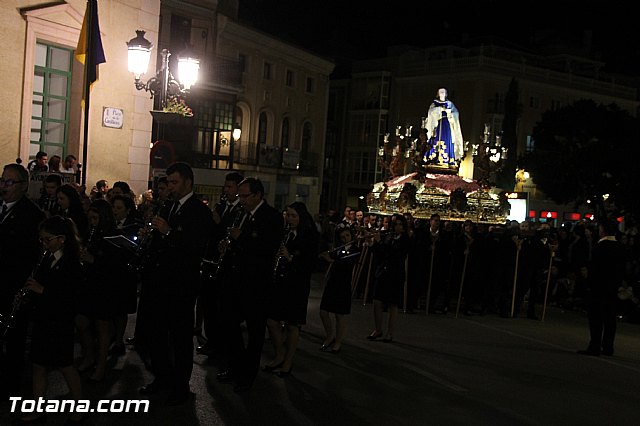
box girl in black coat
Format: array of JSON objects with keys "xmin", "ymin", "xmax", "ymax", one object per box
[
  {"xmin": 367, "ymin": 214, "xmax": 410, "ymax": 343},
  {"xmin": 21, "ymin": 215, "xmax": 84, "ymax": 423},
  {"xmin": 264, "ymin": 202, "xmax": 319, "ymax": 375}
]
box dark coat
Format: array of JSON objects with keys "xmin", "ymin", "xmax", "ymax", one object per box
[{"xmin": 0, "ymin": 196, "xmax": 45, "ymax": 299}]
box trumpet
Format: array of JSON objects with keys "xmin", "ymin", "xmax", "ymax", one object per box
[{"xmin": 273, "ymin": 225, "xmax": 291, "ymax": 281}]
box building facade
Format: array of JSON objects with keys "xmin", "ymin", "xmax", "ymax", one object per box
[{"xmin": 2, "ymin": 0, "xmax": 334, "ymax": 214}]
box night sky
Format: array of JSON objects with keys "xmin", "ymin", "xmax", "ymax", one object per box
[{"xmin": 238, "ymin": 1, "xmax": 640, "ymax": 76}]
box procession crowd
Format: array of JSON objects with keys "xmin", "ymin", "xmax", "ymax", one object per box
[{"xmin": 1, "ymin": 156, "xmax": 637, "ymax": 423}]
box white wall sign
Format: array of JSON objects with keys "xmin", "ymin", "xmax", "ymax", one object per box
[{"xmin": 102, "ymin": 107, "xmax": 124, "ymax": 129}]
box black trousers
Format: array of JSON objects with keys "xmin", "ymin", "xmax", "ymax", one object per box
[
  {"xmin": 146, "ymin": 286, "xmax": 197, "ymax": 390},
  {"xmin": 587, "ymin": 296, "xmax": 617, "ymax": 353}
]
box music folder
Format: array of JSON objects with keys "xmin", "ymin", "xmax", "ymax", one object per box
[{"xmin": 104, "ymin": 235, "xmax": 139, "ymax": 250}]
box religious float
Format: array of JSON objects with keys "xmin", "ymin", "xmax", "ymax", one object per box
[{"xmin": 366, "ymin": 89, "xmax": 510, "ymax": 224}]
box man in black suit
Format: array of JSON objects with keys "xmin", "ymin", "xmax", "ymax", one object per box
[
  {"xmin": 578, "ymin": 220, "xmax": 625, "ymax": 357},
  {"xmin": 0, "ymin": 163, "xmax": 46, "ymax": 399},
  {"xmin": 197, "ymin": 172, "xmax": 244, "ymax": 357},
  {"xmin": 217, "ymin": 177, "xmax": 283, "ymax": 392},
  {"xmin": 138, "ymin": 162, "xmax": 213, "ymax": 405}
]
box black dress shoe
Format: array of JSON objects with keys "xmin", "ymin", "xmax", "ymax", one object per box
[
  {"xmin": 275, "ymin": 367, "xmax": 293, "ymax": 377},
  {"xmin": 261, "ymin": 361, "xmax": 284, "ymax": 372},
  {"xmin": 125, "ymin": 337, "xmax": 136, "ymax": 345},
  {"xmin": 196, "ymin": 344, "xmax": 214, "ymax": 355},
  {"xmin": 320, "ymin": 338, "xmax": 335, "ymax": 351},
  {"xmin": 366, "ymin": 331, "xmax": 382, "ymax": 340},
  {"xmin": 139, "ymin": 380, "xmax": 168, "ymax": 394},
  {"xmin": 216, "ymin": 369, "xmax": 234, "ymax": 383}
]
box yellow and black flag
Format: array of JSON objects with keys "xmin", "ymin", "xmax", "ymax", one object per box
[{"xmin": 76, "ymin": 0, "xmax": 106, "ymax": 100}]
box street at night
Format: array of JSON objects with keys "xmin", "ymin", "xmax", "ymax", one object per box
[{"xmin": 3, "ymin": 272, "xmax": 640, "ymax": 425}]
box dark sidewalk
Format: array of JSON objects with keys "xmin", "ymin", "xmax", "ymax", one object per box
[{"xmin": 3, "ymin": 272, "xmax": 640, "ymax": 425}]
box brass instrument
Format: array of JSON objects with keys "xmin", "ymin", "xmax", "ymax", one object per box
[
  {"xmin": 1, "ymin": 251, "xmax": 48, "ymax": 339},
  {"xmin": 209, "ymin": 206, "xmax": 245, "ymax": 280},
  {"xmin": 273, "ymin": 224, "xmax": 291, "ymax": 281}
]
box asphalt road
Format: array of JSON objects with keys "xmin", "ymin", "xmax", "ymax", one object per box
[{"xmin": 3, "ymin": 273, "xmax": 640, "ymax": 425}]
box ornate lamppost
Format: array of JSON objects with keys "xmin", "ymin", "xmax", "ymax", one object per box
[{"xmin": 126, "ymin": 30, "xmax": 199, "ymax": 119}]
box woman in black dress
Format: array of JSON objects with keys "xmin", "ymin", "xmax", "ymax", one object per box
[
  {"xmin": 21, "ymin": 216, "xmax": 84, "ymax": 423},
  {"xmin": 264, "ymin": 202, "xmax": 319, "ymax": 376},
  {"xmin": 367, "ymin": 214, "xmax": 410, "ymax": 343},
  {"xmin": 76, "ymin": 199, "xmax": 119, "ymax": 381},
  {"xmin": 110, "ymin": 194, "xmax": 142, "ymax": 356},
  {"xmin": 319, "ymin": 227, "xmax": 360, "ymax": 353}
]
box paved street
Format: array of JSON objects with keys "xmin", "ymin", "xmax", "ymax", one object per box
[{"xmin": 3, "ymin": 272, "xmax": 640, "ymax": 425}]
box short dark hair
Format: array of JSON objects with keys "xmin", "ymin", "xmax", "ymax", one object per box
[
  {"xmin": 45, "ymin": 174, "xmax": 62, "ymax": 186},
  {"xmin": 239, "ymin": 177, "xmax": 264, "ymax": 197},
  {"xmin": 96, "ymin": 179, "xmax": 108, "ymax": 189},
  {"xmin": 64, "ymin": 154, "xmax": 77, "ymax": 162},
  {"xmin": 225, "ymin": 172, "xmax": 244, "ymax": 185},
  {"xmin": 36, "ymin": 151, "xmax": 47, "ymax": 159},
  {"xmin": 113, "ymin": 181, "xmax": 131, "ymax": 194},
  {"xmin": 166, "ymin": 162, "xmax": 194, "ymax": 183}
]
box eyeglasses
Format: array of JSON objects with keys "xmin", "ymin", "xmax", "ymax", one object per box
[
  {"xmin": 39, "ymin": 235, "xmax": 63, "ymax": 243},
  {"xmin": 0, "ymin": 178, "xmax": 25, "ymax": 186}
]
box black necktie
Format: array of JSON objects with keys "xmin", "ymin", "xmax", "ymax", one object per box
[
  {"xmin": 222, "ymin": 203, "xmax": 232, "ymax": 219},
  {"xmin": 0, "ymin": 204, "xmax": 8, "ymax": 222},
  {"xmin": 287, "ymin": 231, "xmax": 295, "ymax": 243},
  {"xmin": 168, "ymin": 201, "xmax": 179, "ymax": 220}
]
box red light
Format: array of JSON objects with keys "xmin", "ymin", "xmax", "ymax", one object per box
[
  {"xmin": 617, "ymin": 216, "xmax": 624, "ymax": 223},
  {"xmin": 564, "ymin": 212, "xmax": 581, "ymax": 221},
  {"xmin": 528, "ymin": 210, "xmax": 537, "ymax": 218},
  {"xmin": 540, "ymin": 211, "xmax": 558, "ymax": 219},
  {"xmin": 584, "ymin": 213, "xmax": 594, "ymax": 220}
]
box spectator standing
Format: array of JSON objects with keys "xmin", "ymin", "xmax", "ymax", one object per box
[{"xmin": 578, "ymin": 220, "xmax": 626, "ymax": 356}]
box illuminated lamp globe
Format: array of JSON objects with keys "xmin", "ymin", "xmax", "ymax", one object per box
[
  {"xmin": 126, "ymin": 30, "xmax": 153, "ymax": 79},
  {"xmin": 177, "ymin": 52, "xmax": 199, "ymax": 90}
]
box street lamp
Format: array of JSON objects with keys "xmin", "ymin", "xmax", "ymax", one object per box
[{"xmin": 126, "ymin": 30, "xmax": 200, "ymax": 108}]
